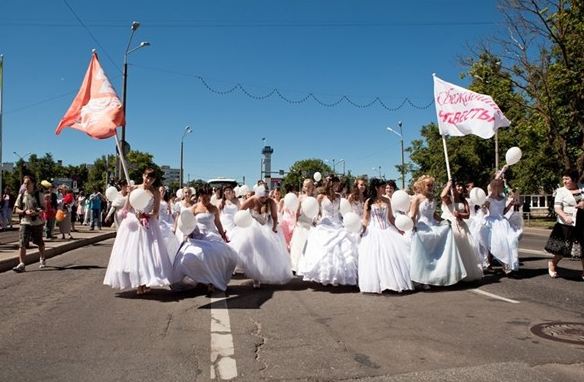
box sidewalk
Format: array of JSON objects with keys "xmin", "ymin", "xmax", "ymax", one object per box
[{"xmin": 0, "ymin": 225, "xmax": 116, "ymax": 273}]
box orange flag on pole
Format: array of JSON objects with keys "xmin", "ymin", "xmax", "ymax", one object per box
[{"xmin": 56, "ymin": 52, "xmax": 125, "ymax": 139}]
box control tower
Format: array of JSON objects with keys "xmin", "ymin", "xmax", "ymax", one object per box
[{"xmin": 261, "ymin": 145, "xmax": 274, "ymax": 186}]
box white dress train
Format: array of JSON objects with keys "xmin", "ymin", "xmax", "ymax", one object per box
[
  {"xmin": 172, "ymin": 213, "xmax": 238, "ymax": 291},
  {"xmin": 229, "ymin": 211, "xmax": 293, "ymax": 284},
  {"xmin": 103, "ymin": 197, "xmax": 173, "ymax": 290},
  {"xmin": 358, "ymin": 204, "xmax": 413, "ymax": 293},
  {"xmin": 299, "ymin": 197, "xmax": 359, "ymax": 286},
  {"xmin": 479, "ymin": 197, "xmax": 521, "ymax": 271},
  {"xmin": 410, "ymin": 199, "xmax": 467, "ymax": 286}
]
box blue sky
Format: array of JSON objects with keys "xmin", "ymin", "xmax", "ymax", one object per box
[{"xmin": 0, "ymin": 0, "xmax": 503, "ymax": 185}]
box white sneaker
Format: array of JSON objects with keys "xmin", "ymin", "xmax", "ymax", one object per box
[
  {"xmin": 39, "ymin": 258, "xmax": 46, "ymax": 269},
  {"xmin": 12, "ymin": 263, "xmax": 25, "ymax": 272}
]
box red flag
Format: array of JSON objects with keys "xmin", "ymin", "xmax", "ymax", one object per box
[{"xmin": 56, "ymin": 52, "xmax": 125, "ymax": 139}]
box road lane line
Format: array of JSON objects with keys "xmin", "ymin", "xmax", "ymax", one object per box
[
  {"xmin": 519, "ymin": 248, "xmax": 552, "ymax": 257},
  {"xmin": 470, "ymin": 289, "xmax": 520, "ymax": 304},
  {"xmin": 210, "ymin": 293, "xmax": 238, "ymax": 380}
]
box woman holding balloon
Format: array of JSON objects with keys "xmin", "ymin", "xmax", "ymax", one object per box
[
  {"xmin": 358, "ymin": 178, "xmax": 413, "ymax": 294},
  {"xmin": 172, "ymin": 185, "xmax": 238, "ymax": 294},
  {"xmin": 289, "ymin": 178, "xmax": 316, "ymax": 273},
  {"xmin": 103, "ymin": 168, "xmax": 173, "ymax": 295},
  {"xmin": 409, "ymin": 175, "xmax": 468, "ymax": 287},
  {"xmin": 229, "ymin": 185, "xmax": 293, "ymax": 288},
  {"xmin": 298, "ymin": 176, "xmax": 359, "ymax": 286}
]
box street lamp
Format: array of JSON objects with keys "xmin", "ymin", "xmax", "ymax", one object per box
[
  {"xmin": 372, "ymin": 166, "xmax": 382, "ymax": 178},
  {"xmin": 13, "ymin": 151, "xmax": 32, "ymax": 182},
  {"xmin": 387, "ymin": 121, "xmax": 405, "ymax": 189},
  {"xmin": 180, "ymin": 126, "xmax": 192, "ymax": 187},
  {"xmin": 118, "ymin": 20, "xmax": 150, "ymax": 178}
]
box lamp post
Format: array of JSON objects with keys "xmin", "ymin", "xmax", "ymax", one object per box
[
  {"xmin": 372, "ymin": 166, "xmax": 382, "ymax": 178},
  {"xmin": 13, "ymin": 151, "xmax": 31, "ymax": 182},
  {"xmin": 180, "ymin": 126, "xmax": 192, "ymax": 187},
  {"xmin": 387, "ymin": 121, "xmax": 405, "ymax": 189},
  {"xmin": 117, "ymin": 21, "xmax": 150, "ymax": 178}
]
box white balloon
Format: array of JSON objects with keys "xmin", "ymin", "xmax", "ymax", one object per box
[
  {"xmin": 343, "ymin": 212, "xmax": 362, "ymax": 233},
  {"xmin": 313, "ymin": 171, "xmax": 322, "ymax": 182},
  {"xmin": 239, "ymin": 185, "xmax": 250, "ymax": 195},
  {"xmin": 301, "ymin": 197, "xmax": 319, "ymax": 219},
  {"xmin": 234, "ymin": 210, "xmax": 253, "ymax": 228},
  {"xmin": 505, "ymin": 146, "xmax": 522, "ymax": 165},
  {"xmin": 391, "ymin": 190, "xmax": 411, "ymax": 213},
  {"xmin": 469, "ymin": 187, "xmax": 487, "ymax": 206},
  {"xmin": 190, "ymin": 187, "xmax": 196, "ymax": 196},
  {"xmin": 176, "ymin": 189, "xmax": 183, "ymax": 199},
  {"xmin": 284, "ymin": 193, "xmax": 299, "ymax": 211},
  {"xmin": 129, "ymin": 180, "xmax": 135, "ymax": 186},
  {"xmin": 105, "ymin": 186, "xmax": 120, "ymax": 202},
  {"xmin": 233, "ymin": 186, "xmax": 241, "ymax": 197},
  {"xmin": 340, "ymin": 198, "xmax": 352, "ymax": 216},
  {"xmin": 177, "ymin": 209, "xmax": 196, "ymax": 236},
  {"xmin": 129, "ymin": 188, "xmax": 152, "ymax": 211},
  {"xmin": 394, "ymin": 214, "xmax": 414, "ymax": 231}
]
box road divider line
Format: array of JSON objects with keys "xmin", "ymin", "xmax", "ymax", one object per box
[
  {"xmin": 470, "ymin": 289, "xmax": 520, "ymax": 304},
  {"xmin": 519, "ymin": 248, "xmax": 552, "ymax": 257},
  {"xmin": 210, "ymin": 293, "xmax": 238, "ymax": 380}
]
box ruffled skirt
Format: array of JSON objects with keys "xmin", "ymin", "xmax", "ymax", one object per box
[
  {"xmin": 298, "ymin": 219, "xmax": 359, "ymax": 286},
  {"xmin": 103, "ymin": 213, "xmax": 173, "ymax": 290},
  {"xmin": 358, "ymin": 225, "xmax": 413, "ymax": 293},
  {"xmin": 479, "ymin": 216, "xmax": 521, "ymax": 270}
]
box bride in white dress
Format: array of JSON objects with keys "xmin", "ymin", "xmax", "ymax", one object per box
[
  {"xmin": 409, "ymin": 175, "xmax": 467, "ymax": 287},
  {"xmin": 103, "ymin": 168, "xmax": 173, "ymax": 294},
  {"xmin": 298, "ymin": 176, "xmax": 359, "ymax": 286},
  {"xmin": 228, "ymin": 185, "xmax": 293, "ymax": 287},
  {"xmin": 158, "ymin": 186, "xmax": 180, "ymax": 264},
  {"xmin": 172, "ymin": 186, "xmax": 238, "ymax": 294},
  {"xmin": 219, "ymin": 186, "xmax": 240, "ymax": 240},
  {"xmin": 479, "ymin": 177, "xmax": 521, "ymax": 274},
  {"xmin": 440, "ymin": 181, "xmax": 483, "ymax": 281},
  {"xmin": 358, "ymin": 178, "xmax": 413, "ymax": 293},
  {"xmin": 289, "ymin": 179, "xmax": 316, "ymax": 273}
]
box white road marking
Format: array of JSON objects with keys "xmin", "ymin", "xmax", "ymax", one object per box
[
  {"xmin": 210, "ymin": 294, "xmax": 238, "ymax": 380},
  {"xmin": 470, "ymin": 289, "xmax": 520, "ymax": 304}
]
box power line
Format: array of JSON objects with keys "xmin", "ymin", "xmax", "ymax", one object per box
[{"xmin": 62, "ymin": 0, "xmax": 121, "ymax": 73}]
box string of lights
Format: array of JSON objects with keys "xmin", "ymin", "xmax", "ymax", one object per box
[{"xmin": 132, "ymin": 64, "xmax": 435, "ymax": 111}]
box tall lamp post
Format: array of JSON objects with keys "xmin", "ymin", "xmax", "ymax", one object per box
[
  {"xmin": 118, "ymin": 21, "xmax": 150, "ymax": 178},
  {"xmin": 180, "ymin": 126, "xmax": 192, "ymax": 187},
  {"xmin": 387, "ymin": 121, "xmax": 405, "ymax": 189},
  {"xmin": 13, "ymin": 151, "xmax": 31, "ymax": 182}
]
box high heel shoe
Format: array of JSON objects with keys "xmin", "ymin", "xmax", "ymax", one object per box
[{"xmin": 548, "ymin": 261, "xmax": 558, "ymax": 278}]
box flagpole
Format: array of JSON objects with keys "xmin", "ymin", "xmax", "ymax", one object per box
[
  {"xmin": 441, "ymin": 135, "xmax": 452, "ymax": 181},
  {"xmin": 494, "ymin": 130, "xmax": 499, "ymax": 171},
  {"xmin": 114, "ymin": 133, "xmax": 130, "ymax": 184}
]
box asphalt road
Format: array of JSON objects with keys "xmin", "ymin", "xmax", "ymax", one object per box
[{"xmin": 1, "ymin": 231, "xmax": 583, "ymax": 382}]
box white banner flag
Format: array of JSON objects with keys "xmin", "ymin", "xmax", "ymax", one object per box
[{"xmin": 433, "ymin": 74, "xmax": 510, "ymax": 139}]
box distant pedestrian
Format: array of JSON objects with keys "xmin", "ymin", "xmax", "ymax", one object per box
[
  {"xmin": 58, "ymin": 185, "xmax": 74, "ymax": 240},
  {"xmin": 1, "ymin": 186, "xmax": 14, "ymax": 230},
  {"xmin": 89, "ymin": 187, "xmax": 103, "ymax": 230},
  {"xmin": 42, "ymin": 189, "xmax": 57, "ymax": 239},
  {"xmin": 76, "ymin": 191, "xmax": 86, "ymax": 224},
  {"xmin": 12, "ymin": 176, "xmax": 46, "ymax": 272}
]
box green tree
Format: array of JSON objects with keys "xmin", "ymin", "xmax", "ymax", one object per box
[
  {"xmin": 281, "ymin": 159, "xmax": 332, "ymax": 192},
  {"xmin": 86, "ymin": 155, "xmax": 116, "ymax": 193},
  {"xmin": 124, "ymin": 150, "xmax": 163, "ymax": 185}
]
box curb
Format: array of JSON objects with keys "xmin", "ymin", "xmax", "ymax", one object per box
[{"xmin": 0, "ymin": 231, "xmax": 116, "ymax": 273}]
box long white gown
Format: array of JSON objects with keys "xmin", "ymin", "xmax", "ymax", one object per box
[
  {"xmin": 466, "ymin": 197, "xmax": 489, "ymax": 267},
  {"xmin": 441, "ymin": 202, "xmax": 483, "ymax": 281},
  {"xmin": 159, "ymin": 200, "xmax": 180, "ymax": 264},
  {"xmin": 358, "ymin": 204, "xmax": 413, "ymax": 293},
  {"xmin": 103, "ymin": 196, "xmax": 173, "ymax": 290},
  {"xmin": 289, "ymin": 197, "xmax": 313, "ymax": 273},
  {"xmin": 172, "ymin": 212, "xmax": 239, "ymax": 291},
  {"xmin": 479, "ymin": 197, "xmax": 521, "ymax": 271},
  {"xmin": 299, "ymin": 197, "xmax": 359, "ymax": 286},
  {"xmin": 410, "ymin": 199, "xmax": 468, "ymax": 286},
  {"xmin": 229, "ymin": 210, "xmax": 293, "ymax": 284},
  {"xmin": 220, "ymin": 202, "xmax": 238, "ymax": 240}
]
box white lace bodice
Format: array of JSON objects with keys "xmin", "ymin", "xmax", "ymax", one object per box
[
  {"xmin": 369, "ymin": 204, "xmax": 390, "ymax": 229},
  {"xmin": 222, "ymin": 202, "xmax": 239, "ymax": 218},
  {"xmin": 159, "ymin": 200, "xmax": 173, "ymax": 224},
  {"xmin": 351, "ymin": 200, "xmax": 365, "ymax": 218},
  {"xmin": 195, "ymin": 212, "xmax": 219, "ymax": 235},
  {"xmin": 417, "ymin": 199, "xmax": 437, "ymax": 226},
  {"xmin": 321, "ymin": 196, "xmax": 341, "ymax": 224},
  {"xmin": 251, "ymin": 209, "xmax": 270, "ymax": 225}
]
